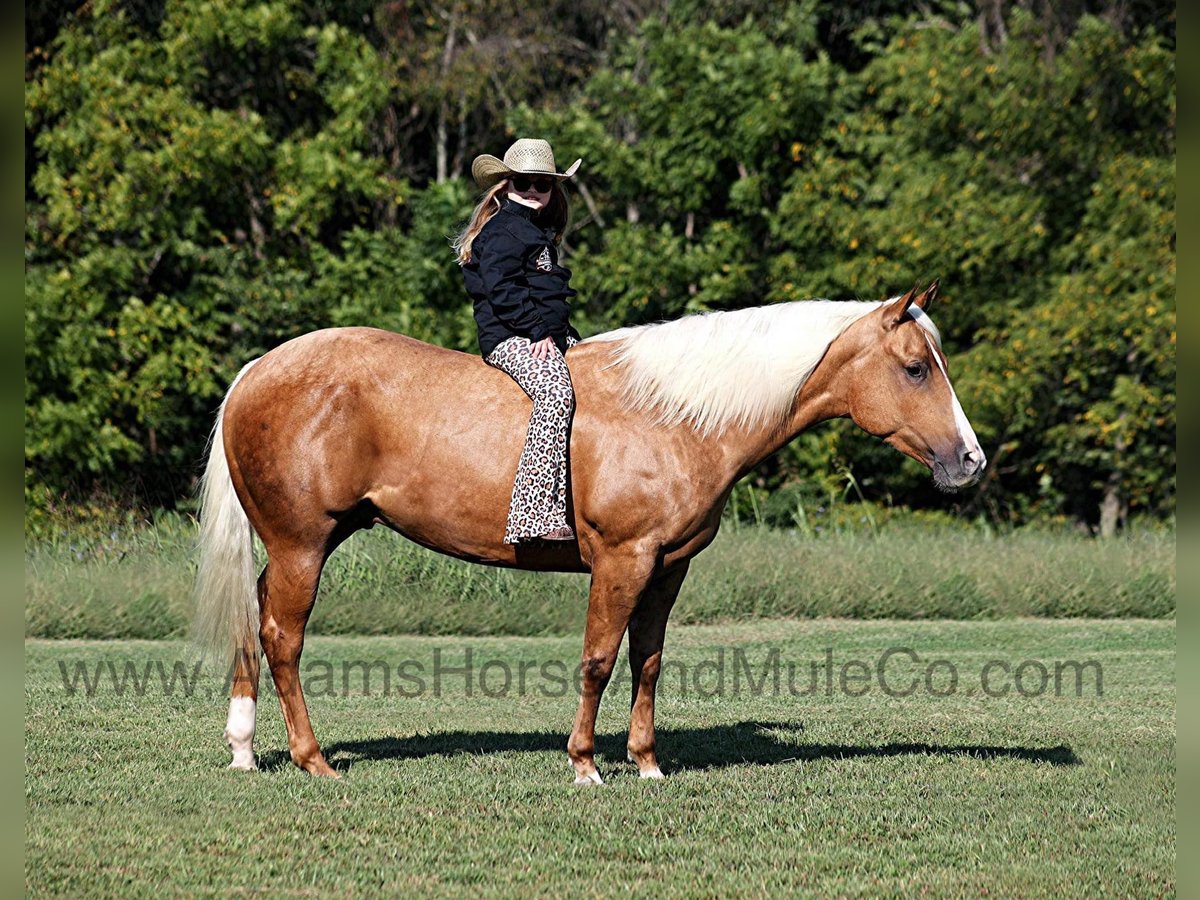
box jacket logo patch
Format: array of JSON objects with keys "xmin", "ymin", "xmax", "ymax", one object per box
[{"xmin": 535, "ymin": 246, "xmax": 553, "ymax": 272}]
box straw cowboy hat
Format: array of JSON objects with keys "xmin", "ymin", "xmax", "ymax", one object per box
[{"xmin": 472, "ymin": 138, "xmax": 582, "ymax": 190}]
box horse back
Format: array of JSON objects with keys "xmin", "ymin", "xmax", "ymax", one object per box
[{"xmin": 221, "ymin": 328, "xmax": 615, "ymax": 568}]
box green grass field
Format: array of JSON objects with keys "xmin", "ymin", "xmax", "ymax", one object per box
[
  {"xmin": 26, "ymin": 620, "xmax": 1174, "ymax": 895},
  {"xmin": 25, "ymin": 516, "xmax": 1176, "ymax": 639}
]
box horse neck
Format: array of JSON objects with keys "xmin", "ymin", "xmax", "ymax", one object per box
[
  {"xmin": 698, "ymin": 334, "xmax": 857, "ymax": 484},
  {"xmin": 710, "ymin": 396, "xmax": 845, "ymax": 487},
  {"xmin": 572, "ymin": 332, "xmax": 854, "ymax": 489}
]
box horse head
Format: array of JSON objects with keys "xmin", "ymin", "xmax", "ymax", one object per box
[{"xmin": 839, "ymin": 281, "xmax": 986, "ymax": 492}]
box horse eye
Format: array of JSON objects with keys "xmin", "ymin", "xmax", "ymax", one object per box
[{"xmin": 905, "ymin": 361, "xmax": 927, "ymax": 380}]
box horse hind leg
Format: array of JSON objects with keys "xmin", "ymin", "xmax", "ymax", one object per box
[
  {"xmin": 224, "ymin": 570, "xmax": 265, "ymax": 770},
  {"xmin": 258, "ymin": 545, "xmax": 338, "ymax": 778}
]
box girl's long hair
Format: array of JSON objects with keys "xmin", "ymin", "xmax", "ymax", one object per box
[{"xmin": 453, "ymin": 179, "xmax": 571, "ymax": 265}]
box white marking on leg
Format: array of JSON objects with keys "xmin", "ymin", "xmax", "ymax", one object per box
[
  {"xmin": 225, "ymin": 696, "xmax": 257, "ymax": 771},
  {"xmin": 573, "ymin": 770, "xmax": 604, "ymax": 786},
  {"xmin": 628, "ymin": 749, "xmax": 664, "ymax": 778}
]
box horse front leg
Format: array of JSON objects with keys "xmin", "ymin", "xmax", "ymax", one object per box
[
  {"xmin": 626, "ymin": 560, "xmax": 690, "ymax": 779},
  {"xmin": 567, "ymin": 550, "xmax": 657, "ymax": 785}
]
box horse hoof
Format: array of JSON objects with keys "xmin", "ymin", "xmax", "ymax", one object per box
[
  {"xmin": 573, "ymin": 770, "xmax": 604, "ymax": 786},
  {"xmin": 228, "ymin": 754, "xmax": 257, "ymax": 772},
  {"xmin": 638, "ymin": 767, "xmax": 665, "ymax": 780},
  {"xmin": 294, "ymin": 753, "xmax": 340, "ymax": 778}
]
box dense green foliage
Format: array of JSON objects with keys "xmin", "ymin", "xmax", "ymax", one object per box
[
  {"xmin": 27, "ymin": 621, "xmax": 1175, "ymax": 893},
  {"xmin": 25, "ymin": 0, "xmax": 1175, "ymax": 530}
]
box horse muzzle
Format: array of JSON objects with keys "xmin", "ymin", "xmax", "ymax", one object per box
[{"xmin": 931, "ymin": 445, "xmax": 987, "ymax": 492}]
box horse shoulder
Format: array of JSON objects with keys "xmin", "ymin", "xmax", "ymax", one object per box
[{"xmin": 567, "ymin": 343, "xmax": 726, "ymax": 545}]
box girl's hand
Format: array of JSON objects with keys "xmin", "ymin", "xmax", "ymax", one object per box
[{"xmin": 529, "ymin": 337, "xmax": 557, "ymax": 360}]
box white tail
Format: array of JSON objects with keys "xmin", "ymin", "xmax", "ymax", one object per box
[{"xmin": 191, "ymin": 361, "xmax": 260, "ymax": 664}]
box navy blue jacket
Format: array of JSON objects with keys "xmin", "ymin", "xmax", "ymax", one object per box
[{"xmin": 463, "ymin": 200, "xmax": 580, "ymax": 358}]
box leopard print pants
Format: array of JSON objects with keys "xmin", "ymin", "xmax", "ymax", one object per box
[{"xmin": 485, "ymin": 335, "xmax": 580, "ymax": 543}]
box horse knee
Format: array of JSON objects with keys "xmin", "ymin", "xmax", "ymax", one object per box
[
  {"xmin": 582, "ymin": 653, "xmax": 618, "ymax": 688},
  {"xmin": 634, "ymin": 653, "xmax": 662, "ymax": 685}
]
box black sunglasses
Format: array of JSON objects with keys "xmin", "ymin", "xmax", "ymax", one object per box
[{"xmin": 510, "ymin": 175, "xmax": 555, "ymax": 193}]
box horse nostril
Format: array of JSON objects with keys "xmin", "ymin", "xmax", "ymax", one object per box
[{"xmin": 955, "ymin": 448, "xmax": 984, "ymax": 475}]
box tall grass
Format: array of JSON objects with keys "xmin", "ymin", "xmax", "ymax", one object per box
[{"xmin": 24, "ymin": 511, "xmax": 1175, "ymax": 640}]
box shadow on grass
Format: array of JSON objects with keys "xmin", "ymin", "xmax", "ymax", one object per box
[{"xmin": 258, "ymin": 721, "xmax": 1080, "ymax": 773}]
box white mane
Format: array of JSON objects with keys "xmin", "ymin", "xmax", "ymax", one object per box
[{"xmin": 583, "ymin": 300, "xmax": 894, "ymax": 435}]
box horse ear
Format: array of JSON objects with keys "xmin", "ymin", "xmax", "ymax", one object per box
[
  {"xmin": 915, "ymin": 279, "xmax": 939, "ymax": 312},
  {"xmin": 883, "ymin": 283, "xmax": 921, "ymax": 328}
]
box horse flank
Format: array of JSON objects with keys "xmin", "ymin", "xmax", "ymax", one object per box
[{"xmin": 584, "ymin": 299, "xmax": 936, "ymax": 436}]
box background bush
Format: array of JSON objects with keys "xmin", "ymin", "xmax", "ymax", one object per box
[{"xmin": 25, "ymin": 0, "xmax": 1175, "ymax": 534}]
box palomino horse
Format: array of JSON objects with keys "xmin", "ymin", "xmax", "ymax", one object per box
[{"xmin": 193, "ymin": 281, "xmax": 984, "ymax": 783}]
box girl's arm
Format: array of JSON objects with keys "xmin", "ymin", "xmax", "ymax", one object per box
[{"xmin": 478, "ymin": 232, "xmax": 550, "ymax": 342}]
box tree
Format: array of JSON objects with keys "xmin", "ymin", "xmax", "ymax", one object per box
[
  {"xmin": 26, "ymin": 0, "xmax": 402, "ymax": 504},
  {"xmin": 25, "ymin": 0, "xmax": 1175, "ymax": 531}
]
